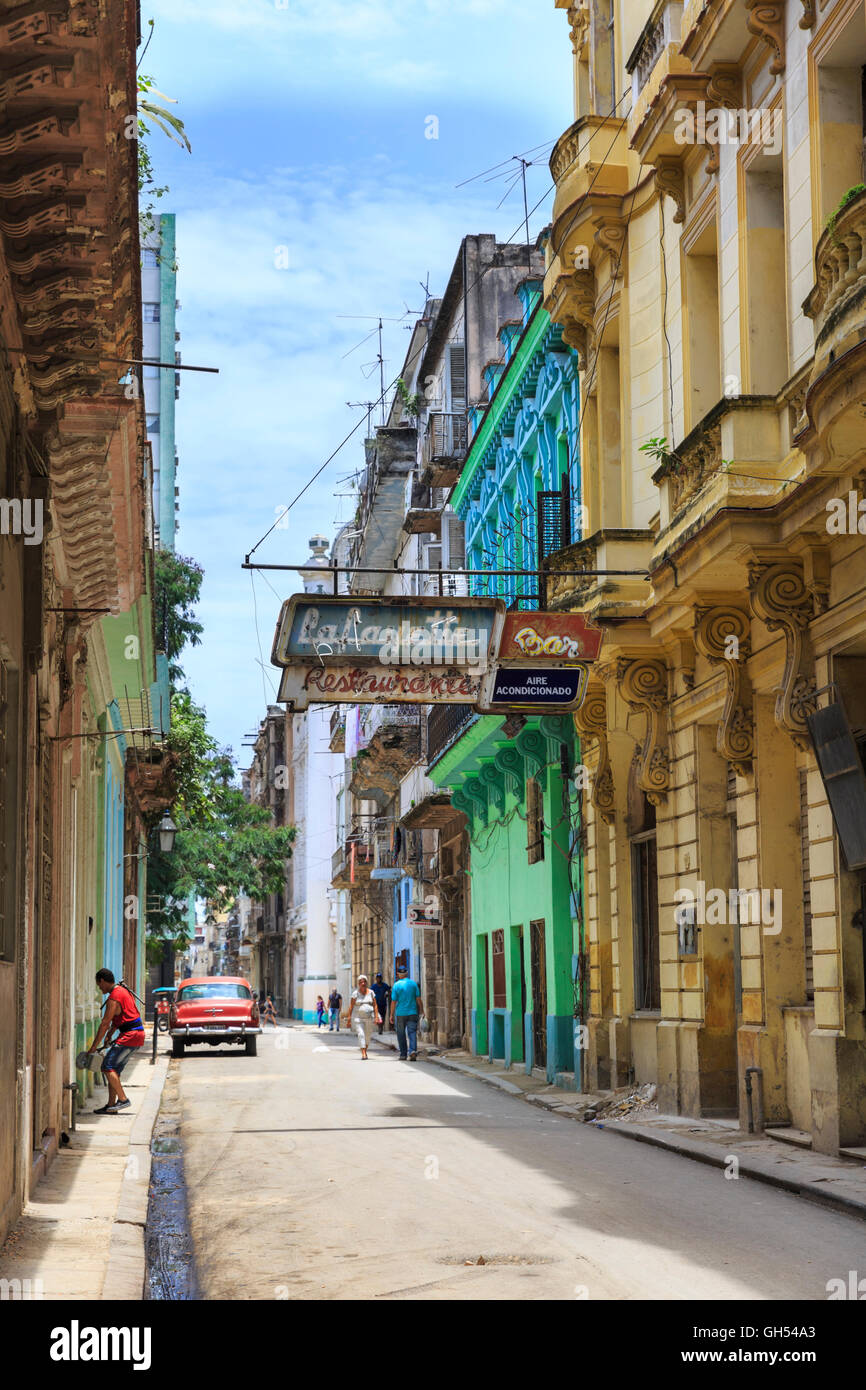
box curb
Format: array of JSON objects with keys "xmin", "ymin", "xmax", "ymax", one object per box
[
  {"xmin": 101, "ymin": 1047, "xmax": 170, "ymax": 1300},
  {"xmin": 588, "ymin": 1118, "xmax": 866, "ymax": 1224},
  {"xmin": 415, "ymin": 1046, "xmax": 866, "ymax": 1224}
]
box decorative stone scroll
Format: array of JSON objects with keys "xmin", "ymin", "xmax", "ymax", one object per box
[
  {"xmin": 566, "ymin": 3, "xmax": 590, "ymax": 57},
  {"xmin": 618, "ymin": 659, "xmax": 670, "ymax": 805},
  {"xmin": 704, "ymin": 65, "xmax": 742, "ymax": 174},
  {"xmin": 694, "ymin": 606, "xmax": 754, "ymax": 776},
  {"xmin": 798, "ymin": 0, "xmax": 815, "ymax": 28},
  {"xmin": 555, "ymin": 267, "xmax": 596, "ymax": 364},
  {"xmin": 744, "ymin": 1, "xmax": 785, "ymax": 75},
  {"xmin": 494, "ymin": 743, "xmax": 525, "ymax": 798},
  {"xmin": 593, "ymin": 213, "xmax": 627, "ymax": 279},
  {"xmin": 573, "ymin": 679, "xmax": 615, "ymax": 823},
  {"xmin": 653, "ymin": 156, "xmax": 686, "ymax": 224},
  {"xmin": 748, "ymin": 561, "xmax": 817, "ymax": 749}
]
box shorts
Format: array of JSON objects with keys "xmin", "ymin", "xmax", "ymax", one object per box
[{"xmin": 102, "ymin": 1042, "xmax": 141, "ymax": 1075}]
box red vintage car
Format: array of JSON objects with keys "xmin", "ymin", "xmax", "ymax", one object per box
[{"xmin": 169, "ymin": 976, "xmax": 261, "ymax": 1057}]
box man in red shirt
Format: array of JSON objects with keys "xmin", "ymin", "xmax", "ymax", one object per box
[{"xmin": 86, "ymin": 969, "xmax": 145, "ymax": 1114}]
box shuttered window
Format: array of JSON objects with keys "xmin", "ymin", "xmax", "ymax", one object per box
[
  {"xmin": 799, "ymin": 769, "xmax": 814, "ymax": 1002},
  {"xmin": 448, "ymin": 343, "xmax": 466, "ymax": 412}
]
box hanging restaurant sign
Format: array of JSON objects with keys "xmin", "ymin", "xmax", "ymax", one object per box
[
  {"xmin": 271, "ymin": 595, "xmax": 601, "ymax": 711},
  {"xmin": 276, "ymin": 664, "xmax": 484, "ymax": 710},
  {"xmin": 272, "ymin": 595, "xmax": 504, "ymax": 670}
]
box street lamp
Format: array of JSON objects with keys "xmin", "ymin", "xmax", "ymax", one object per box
[{"xmin": 158, "ymin": 810, "xmax": 177, "ymax": 854}]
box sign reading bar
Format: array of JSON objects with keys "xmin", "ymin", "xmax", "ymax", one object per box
[
  {"xmin": 277, "ymin": 664, "xmax": 483, "ymax": 710},
  {"xmin": 272, "ymin": 596, "xmax": 503, "ymax": 670},
  {"xmin": 498, "ymin": 611, "xmax": 603, "ymax": 663},
  {"xmin": 477, "ymin": 664, "xmax": 589, "ymax": 713}
]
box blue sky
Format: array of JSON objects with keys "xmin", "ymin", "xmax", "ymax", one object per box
[{"xmin": 142, "ymin": 0, "xmax": 572, "ymax": 761}]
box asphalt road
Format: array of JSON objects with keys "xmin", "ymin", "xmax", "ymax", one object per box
[{"xmin": 173, "ymin": 1025, "xmax": 866, "ymax": 1301}]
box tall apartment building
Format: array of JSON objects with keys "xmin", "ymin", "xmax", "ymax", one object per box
[
  {"xmin": 142, "ymin": 213, "xmax": 180, "ymax": 551},
  {"xmin": 332, "ymin": 235, "xmax": 545, "ymax": 1046}
]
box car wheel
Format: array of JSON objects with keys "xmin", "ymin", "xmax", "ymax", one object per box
[
  {"xmin": 245, "ymin": 1036, "xmax": 257, "ymax": 1057},
  {"xmin": 172, "ymin": 1039, "xmax": 185, "ymax": 1058}
]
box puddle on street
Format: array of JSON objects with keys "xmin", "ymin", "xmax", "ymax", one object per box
[{"xmin": 145, "ymin": 1064, "xmax": 199, "ymax": 1300}]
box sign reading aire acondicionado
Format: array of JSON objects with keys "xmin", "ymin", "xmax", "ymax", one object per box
[{"xmin": 270, "ymin": 596, "xmax": 602, "ymax": 711}]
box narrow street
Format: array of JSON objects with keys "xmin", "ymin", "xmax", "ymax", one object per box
[{"xmin": 173, "ymin": 1026, "xmax": 865, "ymax": 1302}]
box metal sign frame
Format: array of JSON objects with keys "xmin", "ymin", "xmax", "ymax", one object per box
[{"xmin": 271, "ymin": 594, "xmax": 506, "ymax": 672}]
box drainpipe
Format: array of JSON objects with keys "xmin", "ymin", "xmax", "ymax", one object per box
[
  {"xmin": 63, "ymin": 1081, "xmax": 78, "ymax": 1133},
  {"xmin": 744, "ymin": 1066, "xmax": 764, "ymax": 1134}
]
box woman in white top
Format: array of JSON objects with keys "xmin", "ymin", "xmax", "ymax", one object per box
[{"xmin": 344, "ymin": 975, "xmax": 381, "ymax": 1059}]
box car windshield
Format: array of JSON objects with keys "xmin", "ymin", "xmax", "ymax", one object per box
[{"xmin": 177, "ymin": 983, "xmax": 251, "ymax": 1001}]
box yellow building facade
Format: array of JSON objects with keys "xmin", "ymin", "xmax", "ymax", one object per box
[{"xmin": 545, "ymin": 0, "xmax": 866, "ymax": 1152}]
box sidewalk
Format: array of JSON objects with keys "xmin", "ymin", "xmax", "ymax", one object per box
[
  {"xmin": 371, "ymin": 1035, "xmax": 866, "ymax": 1223},
  {"xmin": 0, "ymin": 1038, "xmax": 169, "ymax": 1300}
]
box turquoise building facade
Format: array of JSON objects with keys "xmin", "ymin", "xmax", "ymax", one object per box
[{"xmin": 429, "ymin": 283, "xmax": 586, "ymax": 1084}]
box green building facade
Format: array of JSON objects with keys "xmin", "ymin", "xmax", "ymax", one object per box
[{"xmin": 428, "ymin": 284, "xmax": 586, "ymax": 1084}]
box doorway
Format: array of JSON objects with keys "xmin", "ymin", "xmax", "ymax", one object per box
[{"xmin": 530, "ymin": 919, "xmax": 547, "ymax": 1069}]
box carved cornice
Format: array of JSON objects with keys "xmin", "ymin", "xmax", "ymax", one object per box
[
  {"xmin": 694, "ymin": 606, "xmax": 754, "ymax": 776},
  {"xmin": 744, "ymin": 1, "xmax": 785, "ymax": 75},
  {"xmin": 653, "ymin": 156, "xmax": 685, "ymax": 223},
  {"xmin": 748, "ymin": 560, "xmax": 817, "ymax": 748},
  {"xmin": 573, "ymin": 679, "xmax": 615, "ymax": 823},
  {"xmin": 618, "ymin": 658, "xmax": 670, "ymax": 804}
]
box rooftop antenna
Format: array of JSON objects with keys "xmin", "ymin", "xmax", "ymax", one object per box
[{"xmin": 347, "ymin": 400, "xmax": 378, "ymax": 437}]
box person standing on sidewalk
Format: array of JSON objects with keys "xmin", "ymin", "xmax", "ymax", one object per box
[
  {"xmin": 389, "ymin": 964, "xmax": 423, "ymax": 1061},
  {"xmin": 344, "ymin": 975, "xmax": 380, "ymax": 1059},
  {"xmin": 262, "ymin": 994, "xmax": 278, "ymax": 1027},
  {"xmin": 315, "ymin": 995, "xmax": 327, "ymax": 1028},
  {"xmin": 327, "ymin": 988, "xmax": 342, "ymax": 1031},
  {"xmin": 86, "ymin": 970, "xmax": 145, "ymax": 1114},
  {"xmin": 371, "ymin": 973, "xmax": 391, "ymax": 1035}
]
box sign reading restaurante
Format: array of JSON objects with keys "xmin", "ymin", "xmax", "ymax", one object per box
[{"xmin": 271, "ymin": 596, "xmax": 602, "ymax": 712}]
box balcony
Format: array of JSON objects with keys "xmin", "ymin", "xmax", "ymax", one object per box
[
  {"xmin": 329, "ymin": 708, "xmax": 345, "ymax": 753},
  {"xmin": 422, "ymin": 412, "xmax": 469, "ymax": 487},
  {"xmin": 349, "ymin": 705, "xmax": 422, "ymax": 805},
  {"xmin": 544, "ymin": 528, "xmax": 653, "ymax": 622},
  {"xmin": 331, "ymin": 827, "xmax": 397, "ymax": 888},
  {"xmin": 404, "ymin": 480, "xmax": 444, "ymax": 535},
  {"xmin": 427, "ymin": 702, "xmax": 476, "ymax": 769},
  {"xmin": 800, "ymin": 184, "xmax": 866, "ymax": 478},
  {"xmin": 543, "ymin": 115, "xmax": 630, "ymax": 356},
  {"xmin": 803, "ymin": 186, "xmax": 866, "ymax": 384}
]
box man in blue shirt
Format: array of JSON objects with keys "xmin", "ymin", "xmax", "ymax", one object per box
[{"xmin": 389, "ymin": 963, "xmax": 424, "ymax": 1060}]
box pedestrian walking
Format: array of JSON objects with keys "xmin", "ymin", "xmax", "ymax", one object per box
[
  {"xmin": 84, "ymin": 969, "xmax": 145, "ymax": 1114},
  {"xmin": 315, "ymin": 995, "xmax": 326, "ymax": 1028},
  {"xmin": 371, "ymin": 973, "xmax": 391, "ymax": 1035},
  {"xmin": 344, "ymin": 975, "xmax": 380, "ymax": 1059},
  {"xmin": 262, "ymin": 994, "xmax": 278, "ymax": 1027},
  {"xmin": 327, "ymin": 988, "xmax": 342, "ymax": 1031},
  {"xmin": 389, "ymin": 963, "xmax": 424, "ymax": 1061}
]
